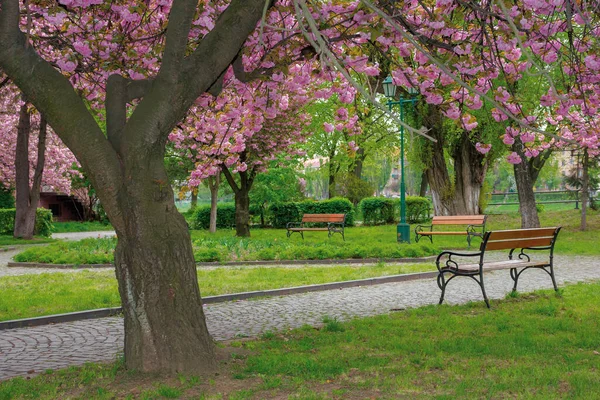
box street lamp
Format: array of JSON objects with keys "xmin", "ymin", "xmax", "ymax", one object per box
[{"xmin": 383, "ymin": 76, "xmax": 418, "ymax": 243}]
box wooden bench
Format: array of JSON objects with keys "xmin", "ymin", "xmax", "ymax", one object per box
[
  {"xmin": 415, "ymin": 215, "xmax": 487, "ymax": 247},
  {"xmin": 286, "ymin": 214, "xmax": 346, "ymax": 240},
  {"xmin": 436, "ymin": 227, "xmax": 561, "ymax": 308}
]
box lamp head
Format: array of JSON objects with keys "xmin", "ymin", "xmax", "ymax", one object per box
[{"xmin": 382, "ymin": 76, "xmax": 396, "ymax": 98}]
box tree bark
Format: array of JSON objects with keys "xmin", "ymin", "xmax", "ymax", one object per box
[
  {"xmin": 14, "ymin": 103, "xmax": 47, "ymax": 239},
  {"xmin": 422, "ymin": 107, "xmax": 486, "ymax": 216},
  {"xmin": 581, "ymin": 148, "xmax": 589, "ymax": 231},
  {"xmin": 207, "ymin": 174, "xmax": 220, "ymax": 234},
  {"xmin": 418, "ymin": 171, "xmax": 428, "ymax": 197},
  {"xmin": 190, "ymin": 189, "xmax": 198, "ymax": 210},
  {"xmin": 0, "ymin": 0, "xmax": 274, "ymax": 374},
  {"xmin": 511, "ymin": 140, "xmax": 552, "ymax": 228},
  {"xmin": 221, "ymin": 164, "xmax": 254, "ymax": 237}
]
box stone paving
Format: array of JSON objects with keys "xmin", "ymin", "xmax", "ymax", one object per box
[{"xmin": 1, "ymin": 255, "xmax": 599, "ymax": 381}]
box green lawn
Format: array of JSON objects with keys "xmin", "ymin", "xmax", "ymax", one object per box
[
  {"xmin": 0, "ymin": 235, "xmax": 55, "ymax": 247},
  {"xmin": 51, "ymin": 221, "xmax": 114, "ymax": 233},
  {"xmin": 12, "ymin": 209, "xmax": 600, "ymax": 264},
  {"xmin": 0, "ymin": 263, "xmax": 434, "ymax": 321},
  {"xmin": 2, "ymin": 282, "xmax": 599, "ymax": 399}
]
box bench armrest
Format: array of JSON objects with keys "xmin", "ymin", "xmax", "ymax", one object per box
[
  {"xmin": 415, "ymin": 224, "xmax": 433, "ymax": 234},
  {"xmin": 436, "ymin": 250, "xmax": 482, "ymax": 272},
  {"xmin": 327, "ymin": 222, "xmax": 344, "ymax": 228},
  {"xmin": 286, "ymin": 222, "xmax": 302, "ymax": 229}
]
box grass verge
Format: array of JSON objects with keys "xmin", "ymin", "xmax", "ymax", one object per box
[
  {"xmin": 51, "ymin": 221, "xmax": 113, "ymax": 233},
  {"xmin": 0, "ymin": 236, "xmax": 55, "ymax": 248},
  {"xmin": 0, "ymin": 263, "xmax": 434, "ymax": 321},
  {"xmin": 1, "ymin": 282, "xmax": 599, "ymax": 399}
]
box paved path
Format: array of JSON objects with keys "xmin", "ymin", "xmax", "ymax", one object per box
[{"xmin": 1, "ymin": 255, "xmax": 600, "ymax": 381}]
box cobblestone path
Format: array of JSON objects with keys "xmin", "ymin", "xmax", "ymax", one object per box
[{"xmin": 1, "ymin": 255, "xmax": 599, "ymax": 381}]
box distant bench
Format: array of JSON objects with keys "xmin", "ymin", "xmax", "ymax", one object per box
[
  {"xmin": 286, "ymin": 214, "xmax": 346, "ymax": 241},
  {"xmin": 436, "ymin": 227, "xmax": 561, "ymax": 308},
  {"xmin": 415, "ymin": 215, "xmax": 487, "ymax": 247}
]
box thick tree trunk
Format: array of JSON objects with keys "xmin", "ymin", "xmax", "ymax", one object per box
[
  {"xmin": 423, "ymin": 107, "xmax": 485, "ymax": 216},
  {"xmin": 207, "ymin": 174, "xmax": 220, "ymax": 234},
  {"xmin": 352, "ymin": 148, "xmax": 366, "ymax": 179},
  {"xmin": 14, "ymin": 104, "xmax": 47, "ymax": 239},
  {"xmin": 581, "ymin": 149, "xmax": 589, "ymax": 231},
  {"xmin": 112, "ymin": 159, "xmax": 215, "ymax": 374}
]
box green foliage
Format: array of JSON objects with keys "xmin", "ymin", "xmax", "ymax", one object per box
[
  {"xmin": 359, "ymin": 197, "xmax": 396, "ymax": 225},
  {"xmin": 404, "ymin": 196, "xmax": 431, "ymax": 224},
  {"xmin": 334, "ymin": 174, "xmax": 375, "ymax": 205},
  {"xmin": 191, "ymin": 203, "xmax": 236, "ymax": 229},
  {"xmin": 0, "ymin": 186, "xmax": 15, "ymax": 209},
  {"xmin": 0, "ymin": 208, "xmax": 53, "ymax": 237},
  {"xmin": 270, "ymin": 197, "xmax": 355, "ymax": 228},
  {"xmin": 536, "ymin": 203, "xmax": 546, "ymax": 213}
]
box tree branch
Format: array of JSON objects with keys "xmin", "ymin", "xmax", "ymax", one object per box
[
  {"xmin": 159, "ymin": 0, "xmax": 197, "ymax": 82},
  {"xmin": 220, "ymin": 164, "xmax": 240, "ymax": 193},
  {"xmin": 31, "ymin": 114, "xmax": 47, "ymax": 204}
]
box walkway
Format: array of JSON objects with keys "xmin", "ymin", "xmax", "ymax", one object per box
[{"xmin": 1, "ymin": 255, "xmax": 599, "ymax": 381}]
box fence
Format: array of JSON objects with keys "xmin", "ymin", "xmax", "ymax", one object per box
[{"xmin": 486, "ymin": 190, "xmax": 582, "ymax": 209}]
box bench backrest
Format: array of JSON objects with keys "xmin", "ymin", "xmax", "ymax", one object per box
[
  {"xmin": 481, "ymin": 227, "xmax": 561, "ymax": 251},
  {"xmin": 432, "ymin": 215, "xmax": 486, "ymax": 225},
  {"xmin": 301, "ymin": 214, "xmax": 345, "ymax": 223}
]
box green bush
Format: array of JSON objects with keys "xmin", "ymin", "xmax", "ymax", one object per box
[
  {"xmin": 269, "ymin": 202, "xmax": 301, "ymax": 229},
  {"xmin": 270, "ymin": 197, "xmax": 355, "ymax": 228},
  {"xmin": 191, "ymin": 203, "xmax": 236, "ymax": 229},
  {"xmin": 404, "ymin": 197, "xmax": 431, "ymax": 224},
  {"xmin": 359, "ymin": 197, "xmax": 396, "ymax": 225},
  {"xmin": 0, "ymin": 208, "xmax": 53, "ymax": 237},
  {"xmin": 0, "ymin": 187, "xmax": 14, "ymax": 209}
]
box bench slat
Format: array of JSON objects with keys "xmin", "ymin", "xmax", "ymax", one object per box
[
  {"xmin": 484, "ymin": 237, "xmax": 554, "ymax": 251},
  {"xmin": 432, "ymin": 216, "xmax": 486, "ymax": 225},
  {"xmin": 486, "ymin": 227, "xmax": 558, "ymax": 241},
  {"xmin": 302, "ymin": 214, "xmax": 345, "ymax": 223},
  {"xmin": 419, "ymin": 231, "xmax": 469, "ymax": 235},
  {"xmin": 452, "ymin": 259, "xmax": 549, "ymax": 272},
  {"xmin": 288, "ymin": 228, "xmax": 329, "ymax": 231}
]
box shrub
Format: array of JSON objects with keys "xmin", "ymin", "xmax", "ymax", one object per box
[
  {"xmin": 0, "ymin": 187, "xmax": 14, "ymax": 209},
  {"xmin": 404, "ymin": 196, "xmax": 431, "ymax": 224},
  {"xmin": 269, "ymin": 202, "xmax": 301, "ymax": 228},
  {"xmin": 0, "ymin": 208, "xmax": 53, "ymax": 237},
  {"xmin": 359, "ymin": 197, "xmax": 396, "ymax": 225},
  {"xmin": 191, "ymin": 203, "xmax": 236, "ymax": 229}
]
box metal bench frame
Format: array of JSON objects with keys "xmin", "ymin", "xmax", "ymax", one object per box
[
  {"xmin": 436, "ymin": 226, "xmax": 561, "ymax": 308},
  {"xmin": 415, "ymin": 215, "xmax": 487, "ymax": 247},
  {"xmin": 286, "ymin": 213, "xmax": 346, "ymax": 241}
]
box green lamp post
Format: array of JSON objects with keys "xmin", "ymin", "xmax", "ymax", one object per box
[{"xmin": 382, "ymin": 76, "xmax": 418, "ymax": 243}]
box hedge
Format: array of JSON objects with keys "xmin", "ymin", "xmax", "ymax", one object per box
[
  {"xmin": 404, "ymin": 196, "xmax": 431, "ymax": 224},
  {"xmin": 269, "ymin": 197, "xmax": 355, "ymax": 228},
  {"xmin": 0, "ymin": 187, "xmax": 14, "ymax": 209},
  {"xmin": 359, "ymin": 197, "xmax": 396, "ymax": 226},
  {"xmin": 191, "ymin": 203, "xmax": 236, "ymax": 229},
  {"xmin": 0, "ymin": 208, "xmax": 54, "ymax": 237}
]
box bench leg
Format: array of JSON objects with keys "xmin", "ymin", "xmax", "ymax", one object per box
[
  {"xmin": 437, "ymin": 272, "xmax": 447, "ymax": 304},
  {"xmin": 510, "ymin": 267, "xmax": 519, "ymax": 292},
  {"xmin": 479, "ymin": 272, "xmax": 491, "ymax": 308}
]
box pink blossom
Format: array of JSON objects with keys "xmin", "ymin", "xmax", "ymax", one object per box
[
  {"xmin": 506, "ymin": 152, "xmax": 522, "ymax": 165},
  {"xmin": 323, "ymin": 122, "xmax": 334, "ymax": 133},
  {"xmin": 475, "ymin": 142, "xmax": 491, "ymax": 154}
]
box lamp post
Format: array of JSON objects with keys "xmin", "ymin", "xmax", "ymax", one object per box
[{"xmin": 383, "ymin": 76, "xmax": 418, "ymax": 243}]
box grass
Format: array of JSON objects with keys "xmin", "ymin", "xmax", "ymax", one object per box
[
  {"xmin": 0, "ymin": 263, "xmax": 434, "ymax": 321},
  {"xmin": 51, "ymin": 221, "xmax": 113, "ymax": 233},
  {"xmin": 0, "ymin": 235, "xmax": 55, "ymax": 247},
  {"xmin": 12, "ymin": 208, "xmax": 600, "ymax": 264},
  {"xmin": 2, "ymin": 281, "xmax": 599, "ymax": 399}
]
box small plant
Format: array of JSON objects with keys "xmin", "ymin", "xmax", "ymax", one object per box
[{"xmin": 322, "ymin": 316, "xmax": 345, "ymax": 332}]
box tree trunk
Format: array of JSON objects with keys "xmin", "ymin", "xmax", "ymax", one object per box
[
  {"xmin": 511, "ymin": 140, "xmax": 552, "ymax": 229},
  {"xmin": 221, "ymin": 163, "xmax": 254, "ymax": 237},
  {"xmin": 207, "ymin": 174, "xmax": 220, "ymax": 234},
  {"xmin": 190, "ymin": 189, "xmax": 198, "ymax": 210},
  {"xmin": 14, "ymin": 103, "xmax": 47, "ymax": 239},
  {"xmin": 419, "ymin": 171, "xmax": 428, "ymax": 197},
  {"xmin": 112, "ymin": 158, "xmax": 215, "ymax": 374},
  {"xmin": 512, "ymin": 141, "xmax": 540, "ymax": 228},
  {"xmin": 328, "ymin": 162, "xmax": 336, "ymax": 199},
  {"xmin": 234, "ymin": 188, "xmax": 251, "ymax": 237},
  {"xmin": 581, "ymin": 148, "xmax": 589, "ymax": 231},
  {"xmin": 352, "ymin": 147, "xmax": 366, "ymax": 180},
  {"xmin": 423, "ymin": 107, "xmax": 485, "ymax": 216}
]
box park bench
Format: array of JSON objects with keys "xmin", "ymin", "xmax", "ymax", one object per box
[
  {"xmin": 286, "ymin": 213, "xmax": 346, "ymax": 240},
  {"xmin": 414, "ymin": 215, "xmax": 487, "ymax": 247},
  {"xmin": 436, "ymin": 226, "xmax": 561, "ymax": 308}
]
